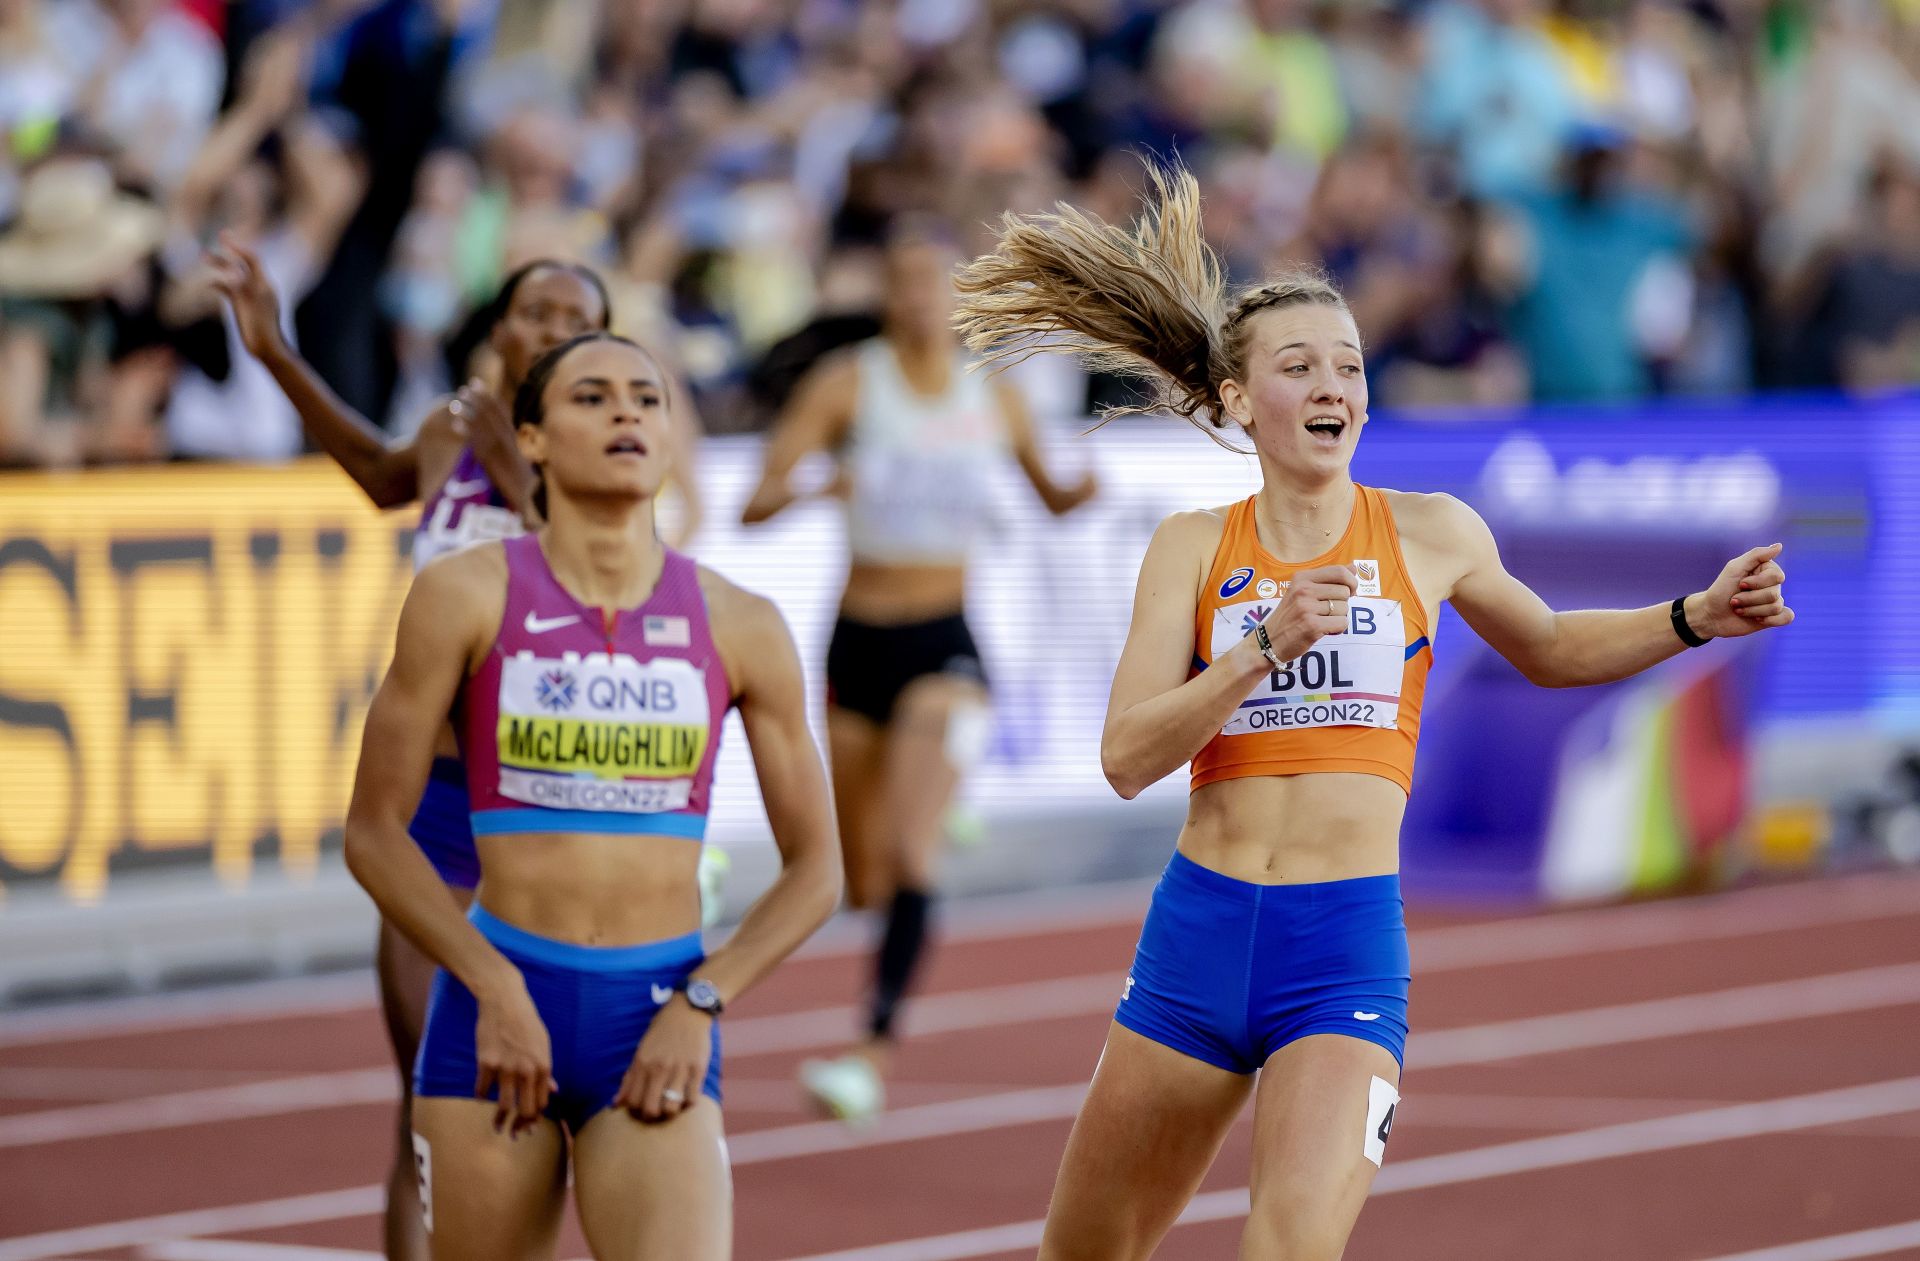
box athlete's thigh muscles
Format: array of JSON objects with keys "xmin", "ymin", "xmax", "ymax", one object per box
[
  {"xmin": 410, "ymin": 1096, "xmax": 565, "ymax": 1261},
  {"xmin": 572, "ymin": 1099, "xmax": 732, "ymax": 1261},
  {"xmin": 1243, "ymin": 1034, "xmax": 1402, "ymax": 1261},
  {"xmin": 827, "ymin": 706, "xmax": 891, "ymax": 908},
  {"xmin": 1040, "ymin": 1023, "xmax": 1253, "ymax": 1261}
]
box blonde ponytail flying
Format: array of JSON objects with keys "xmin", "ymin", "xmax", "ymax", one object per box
[{"xmin": 953, "ymin": 163, "xmax": 1348, "ymax": 441}]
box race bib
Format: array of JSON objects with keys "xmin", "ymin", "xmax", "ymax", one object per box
[
  {"xmin": 1211, "ymin": 596, "xmax": 1407, "ymax": 734},
  {"xmin": 494, "ymin": 651, "xmax": 709, "ymax": 813}
]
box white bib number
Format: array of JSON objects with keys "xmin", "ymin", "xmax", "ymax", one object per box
[{"xmin": 1211, "ymin": 596, "xmax": 1407, "ymax": 734}]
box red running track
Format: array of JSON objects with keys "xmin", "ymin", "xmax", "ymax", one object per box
[{"xmin": 4, "ymin": 869, "xmax": 1920, "ymax": 1260}]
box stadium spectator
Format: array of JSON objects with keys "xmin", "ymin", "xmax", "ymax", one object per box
[
  {"xmin": 9, "ymin": 0, "xmax": 1920, "ymax": 465},
  {"xmin": 0, "ymin": 155, "xmax": 162, "ymax": 466}
]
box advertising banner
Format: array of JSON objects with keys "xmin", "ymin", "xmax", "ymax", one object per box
[{"xmin": 1, "ymin": 393, "xmax": 1912, "ymax": 903}]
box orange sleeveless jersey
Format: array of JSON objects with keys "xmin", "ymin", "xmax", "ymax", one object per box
[{"xmin": 1190, "ymin": 485, "xmax": 1433, "ymax": 794}]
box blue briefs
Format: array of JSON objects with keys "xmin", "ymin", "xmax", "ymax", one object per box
[
  {"xmin": 408, "ymin": 757, "xmax": 480, "ymax": 890},
  {"xmin": 413, "ymin": 906, "xmax": 722, "ymax": 1131},
  {"xmin": 1114, "ymin": 850, "xmax": 1411, "ymax": 1073}
]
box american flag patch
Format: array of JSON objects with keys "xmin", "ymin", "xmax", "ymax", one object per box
[{"xmin": 644, "ymin": 615, "xmax": 690, "ymax": 647}]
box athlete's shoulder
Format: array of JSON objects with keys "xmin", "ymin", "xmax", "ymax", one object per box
[
  {"xmin": 694, "ymin": 564, "xmax": 785, "ymax": 635},
  {"xmin": 414, "ymin": 538, "xmax": 509, "ymax": 592},
  {"xmin": 1377, "ymin": 488, "xmax": 1486, "ymax": 542},
  {"xmin": 401, "ymin": 542, "xmax": 508, "ymax": 654},
  {"xmin": 1153, "ymin": 504, "xmax": 1234, "ymax": 551}
]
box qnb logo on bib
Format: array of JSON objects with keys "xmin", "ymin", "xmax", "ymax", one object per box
[
  {"xmin": 1212, "ymin": 597, "xmax": 1407, "ymax": 734},
  {"xmin": 495, "ymin": 651, "xmax": 710, "ymax": 813}
]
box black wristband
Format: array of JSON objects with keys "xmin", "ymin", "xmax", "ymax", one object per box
[{"xmin": 1670, "ymin": 596, "xmax": 1709, "ymax": 648}]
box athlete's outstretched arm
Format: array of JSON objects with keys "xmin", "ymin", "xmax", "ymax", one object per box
[
  {"xmin": 696, "ymin": 579, "xmax": 843, "ymax": 997},
  {"xmin": 1101, "ymin": 512, "xmax": 1355, "ymax": 799},
  {"xmin": 993, "ymin": 378, "xmax": 1097, "ymax": 515},
  {"xmin": 1431, "ymin": 494, "xmax": 1791, "ymax": 688},
  {"xmin": 343, "ymin": 548, "xmax": 554, "ymax": 1134},
  {"xmin": 740, "ymin": 353, "xmax": 856, "ymax": 524},
  {"xmin": 210, "ymin": 238, "xmax": 421, "ymax": 508}
]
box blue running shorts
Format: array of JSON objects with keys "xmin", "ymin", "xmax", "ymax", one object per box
[
  {"xmin": 1115, "ymin": 850, "xmax": 1410, "ymax": 1072},
  {"xmin": 408, "ymin": 757, "xmax": 480, "ymax": 890},
  {"xmin": 414, "ymin": 905, "xmax": 722, "ymax": 1130}
]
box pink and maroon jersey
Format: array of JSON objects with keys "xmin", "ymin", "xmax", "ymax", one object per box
[
  {"xmin": 413, "ymin": 448, "xmax": 523, "ymax": 572},
  {"xmin": 461, "ymin": 535, "xmax": 731, "ymax": 841}
]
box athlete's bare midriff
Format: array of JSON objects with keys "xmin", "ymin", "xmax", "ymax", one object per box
[
  {"xmin": 475, "ymin": 833, "xmax": 703, "ymax": 945},
  {"xmin": 1178, "ymin": 772, "xmax": 1406, "ymax": 884},
  {"xmin": 840, "ymin": 560, "xmax": 969, "ymax": 623},
  {"xmin": 1169, "ymin": 488, "xmax": 1456, "ymax": 885}
]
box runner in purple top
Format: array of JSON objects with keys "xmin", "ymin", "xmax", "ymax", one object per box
[
  {"xmin": 213, "ymin": 248, "xmax": 610, "ymax": 1261},
  {"xmin": 346, "ymin": 331, "xmax": 840, "ymax": 1259}
]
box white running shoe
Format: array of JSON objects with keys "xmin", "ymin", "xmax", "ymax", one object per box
[
  {"xmin": 800, "ymin": 1054, "xmax": 885, "ymax": 1124},
  {"xmin": 697, "ymin": 847, "xmax": 731, "ymax": 929}
]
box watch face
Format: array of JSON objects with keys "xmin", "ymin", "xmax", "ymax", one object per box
[{"xmin": 687, "ymin": 979, "xmax": 720, "ymax": 1009}]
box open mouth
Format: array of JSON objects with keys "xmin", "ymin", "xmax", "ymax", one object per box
[
  {"xmin": 1304, "ymin": 418, "xmax": 1347, "ymax": 446},
  {"xmin": 605, "ymin": 436, "xmax": 648, "ymax": 459}
]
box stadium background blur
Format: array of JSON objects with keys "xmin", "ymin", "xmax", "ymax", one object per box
[{"xmin": 3, "ymin": 1, "xmax": 1920, "ymax": 1258}]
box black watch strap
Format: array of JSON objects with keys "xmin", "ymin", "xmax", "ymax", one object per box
[{"xmin": 1670, "ymin": 596, "xmax": 1709, "ymax": 648}]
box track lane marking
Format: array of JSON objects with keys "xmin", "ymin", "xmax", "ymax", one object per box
[
  {"xmin": 8, "ymin": 962, "xmax": 1920, "ymax": 1151},
  {"xmin": 1693, "ymin": 1220, "xmax": 1920, "ymax": 1261},
  {"xmin": 771, "ymin": 1076, "xmax": 1920, "ymax": 1261},
  {"xmin": 8, "ymin": 978, "xmax": 1920, "ymax": 1255},
  {"xmin": 6, "ymin": 872, "xmax": 1918, "ymax": 1050}
]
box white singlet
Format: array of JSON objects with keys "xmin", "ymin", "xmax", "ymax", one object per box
[{"xmin": 842, "ymin": 339, "xmax": 1006, "ymax": 566}]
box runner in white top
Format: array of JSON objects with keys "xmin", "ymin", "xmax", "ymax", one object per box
[{"xmin": 743, "ymin": 222, "xmax": 1098, "ymax": 1120}]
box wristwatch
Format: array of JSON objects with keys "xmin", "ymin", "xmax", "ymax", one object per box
[{"xmin": 682, "ymin": 978, "xmax": 725, "ymax": 1017}]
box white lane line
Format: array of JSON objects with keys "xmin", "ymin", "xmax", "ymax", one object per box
[
  {"xmin": 773, "ymin": 1076, "xmax": 1920, "ymax": 1261},
  {"xmin": 1693, "ymin": 1220, "xmax": 1920, "ymax": 1261},
  {"xmin": 143, "ymin": 1243, "xmax": 383, "ymax": 1260},
  {"xmin": 730, "ymin": 1085, "xmax": 1090, "ymax": 1165},
  {"xmin": 14, "ymin": 1068, "xmax": 1920, "ymax": 1261},
  {"xmin": 10, "ymin": 961, "xmax": 1920, "ymax": 1151},
  {"xmin": 7, "ymin": 871, "xmax": 1918, "ymax": 1050},
  {"xmin": 0, "ymin": 1066, "xmax": 290, "ymax": 1101},
  {"xmin": 0, "ymin": 973, "xmax": 377, "ymax": 1050},
  {"xmin": 140, "ymin": 1245, "xmax": 596, "ymax": 1261},
  {"xmin": 1414, "ymin": 962, "xmax": 1920, "ymax": 1067},
  {"xmin": 0, "ymin": 1071, "xmax": 393, "ymax": 1149},
  {"xmin": 0, "ymin": 1189, "xmax": 384, "ymax": 1261}
]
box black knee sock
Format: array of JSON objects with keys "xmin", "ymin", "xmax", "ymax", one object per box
[{"xmin": 869, "ymin": 886, "xmax": 934, "ymax": 1041}]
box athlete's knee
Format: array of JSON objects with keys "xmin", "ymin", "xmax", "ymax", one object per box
[
  {"xmin": 1241, "ymin": 1190, "xmax": 1356, "ymax": 1261},
  {"xmin": 845, "ymin": 866, "xmax": 894, "ymax": 911}
]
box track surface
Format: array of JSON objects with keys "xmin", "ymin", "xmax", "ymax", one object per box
[{"xmin": 4, "ymin": 869, "xmax": 1920, "ymax": 1260}]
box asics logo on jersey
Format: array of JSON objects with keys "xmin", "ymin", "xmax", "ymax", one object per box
[
  {"xmin": 440, "ymin": 477, "xmax": 489, "ymax": 499},
  {"xmin": 1353, "ymin": 1011, "xmax": 1382, "ymax": 1022},
  {"xmin": 652, "ymin": 983, "xmax": 676, "ymax": 1005},
  {"xmin": 524, "ymin": 612, "xmax": 581, "ymax": 634}
]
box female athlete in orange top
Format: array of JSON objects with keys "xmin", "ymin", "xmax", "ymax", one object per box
[{"xmin": 954, "ymin": 167, "xmax": 1792, "ymax": 1261}]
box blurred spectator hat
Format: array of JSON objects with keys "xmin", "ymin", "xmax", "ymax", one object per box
[{"xmin": 0, "ymin": 158, "xmax": 163, "ymax": 298}]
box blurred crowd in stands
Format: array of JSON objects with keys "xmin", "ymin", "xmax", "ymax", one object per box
[{"xmin": 1, "ymin": 0, "xmax": 1918, "ymax": 469}]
